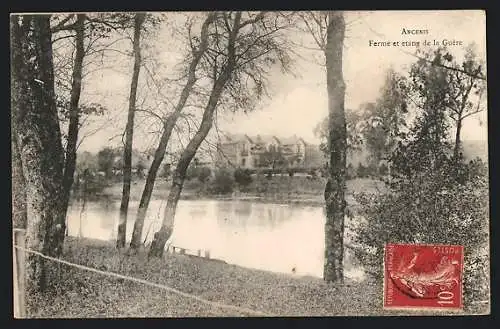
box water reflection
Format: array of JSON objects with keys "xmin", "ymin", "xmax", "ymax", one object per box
[{"xmin": 67, "ymin": 198, "xmax": 365, "ymax": 281}]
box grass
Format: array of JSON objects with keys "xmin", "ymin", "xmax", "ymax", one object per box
[
  {"xmin": 26, "ymin": 237, "xmax": 382, "ymax": 317},
  {"xmin": 55, "ymin": 175, "xmax": 487, "ymax": 317},
  {"xmin": 55, "ymin": 164, "xmax": 489, "ymax": 318},
  {"xmin": 26, "ymin": 237, "xmax": 484, "ymax": 318}
]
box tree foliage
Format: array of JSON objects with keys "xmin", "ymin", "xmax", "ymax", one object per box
[
  {"xmin": 161, "ymin": 162, "xmax": 171, "ymax": 179},
  {"xmin": 389, "ymin": 48, "xmax": 452, "ymax": 181},
  {"xmin": 354, "ymin": 157, "xmax": 488, "ymax": 308},
  {"xmin": 97, "ymin": 147, "xmax": 117, "ymax": 178},
  {"xmin": 76, "ymin": 151, "xmax": 99, "ymax": 174},
  {"xmin": 314, "ymin": 108, "xmax": 364, "ymax": 157},
  {"xmin": 353, "ymin": 47, "xmax": 489, "ymax": 310},
  {"xmin": 439, "ymin": 46, "xmax": 486, "ymax": 160},
  {"xmin": 148, "ymin": 11, "xmax": 296, "ymax": 257},
  {"xmin": 234, "ymin": 168, "xmax": 253, "ymax": 189},
  {"xmin": 211, "ymin": 168, "xmax": 234, "ymax": 195},
  {"xmin": 315, "ymin": 68, "xmax": 409, "ymax": 169},
  {"xmin": 197, "ymin": 167, "xmax": 212, "ymax": 183},
  {"xmin": 360, "ymin": 69, "xmax": 409, "ymax": 166}
]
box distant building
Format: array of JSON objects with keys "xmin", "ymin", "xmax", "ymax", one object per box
[
  {"xmin": 215, "ymin": 133, "xmax": 324, "ymax": 170},
  {"xmin": 206, "ymin": 135, "xmax": 487, "ymax": 173}
]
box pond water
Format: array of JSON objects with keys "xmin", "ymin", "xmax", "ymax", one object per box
[{"xmin": 66, "ymin": 198, "xmax": 365, "ymax": 281}]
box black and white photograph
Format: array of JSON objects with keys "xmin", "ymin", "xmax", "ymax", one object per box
[{"xmin": 10, "ymin": 10, "xmax": 489, "ymax": 317}]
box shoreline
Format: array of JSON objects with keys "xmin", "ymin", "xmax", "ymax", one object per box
[
  {"xmin": 87, "ymin": 177, "xmax": 382, "ymax": 207},
  {"xmin": 27, "ymin": 237, "xmax": 487, "ymax": 317},
  {"xmin": 95, "ymin": 192, "xmax": 327, "ymax": 207}
]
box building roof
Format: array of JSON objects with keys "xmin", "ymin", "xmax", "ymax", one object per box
[
  {"xmin": 220, "ymin": 133, "xmax": 311, "ymax": 146},
  {"xmin": 280, "ymin": 135, "xmax": 306, "ymax": 145},
  {"xmin": 222, "ymin": 133, "xmax": 253, "ymax": 143},
  {"xmin": 253, "ymin": 134, "xmax": 280, "ymax": 145}
]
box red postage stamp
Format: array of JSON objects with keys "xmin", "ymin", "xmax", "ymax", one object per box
[{"xmin": 384, "ymin": 243, "xmax": 464, "ymax": 310}]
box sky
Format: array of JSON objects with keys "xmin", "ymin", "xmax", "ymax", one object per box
[{"xmin": 75, "ymin": 10, "xmax": 487, "ymax": 153}]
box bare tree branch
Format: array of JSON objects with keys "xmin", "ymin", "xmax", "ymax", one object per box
[
  {"xmin": 51, "ymin": 14, "xmax": 76, "ymax": 33},
  {"xmin": 52, "ymin": 33, "xmax": 77, "ymax": 44},
  {"xmin": 135, "ymin": 108, "xmax": 164, "ymax": 123}
]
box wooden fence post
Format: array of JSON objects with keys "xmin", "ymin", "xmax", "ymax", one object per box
[{"xmin": 13, "ymin": 228, "xmax": 26, "ymax": 318}]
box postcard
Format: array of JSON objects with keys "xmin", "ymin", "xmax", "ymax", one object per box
[{"xmin": 11, "ymin": 10, "xmax": 489, "ymax": 317}]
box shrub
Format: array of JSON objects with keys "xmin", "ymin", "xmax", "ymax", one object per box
[
  {"xmin": 186, "ymin": 164, "xmax": 212, "ymax": 183},
  {"xmin": 353, "ymin": 159, "xmax": 489, "ymax": 310},
  {"xmin": 234, "ymin": 168, "xmax": 253, "ymax": 190},
  {"xmin": 161, "ymin": 163, "xmax": 171, "ymax": 179},
  {"xmin": 185, "ymin": 165, "xmax": 196, "ymax": 180},
  {"xmin": 210, "ymin": 168, "xmax": 234, "ymax": 195},
  {"xmin": 197, "ymin": 166, "xmax": 212, "ymax": 183},
  {"xmin": 346, "ymin": 163, "xmax": 355, "ymax": 179},
  {"xmin": 356, "ymin": 163, "xmax": 368, "ymax": 178},
  {"xmin": 366, "ymin": 162, "xmax": 379, "ymax": 177},
  {"xmin": 73, "ymin": 169, "xmax": 110, "ymax": 199},
  {"xmin": 378, "ymin": 163, "xmax": 388, "ymax": 176},
  {"xmin": 136, "ymin": 161, "xmax": 146, "ymax": 178},
  {"xmin": 461, "ymin": 157, "xmax": 488, "ymax": 183}
]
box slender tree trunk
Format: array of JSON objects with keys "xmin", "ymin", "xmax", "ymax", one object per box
[
  {"xmin": 116, "ymin": 13, "xmax": 145, "ymax": 248},
  {"xmin": 11, "ymin": 14, "xmax": 66, "ymax": 291},
  {"xmin": 129, "ymin": 115, "xmax": 181, "ymax": 249},
  {"xmin": 148, "ymin": 91, "xmax": 221, "ymax": 258},
  {"xmin": 149, "ymin": 12, "xmax": 240, "ymax": 257},
  {"xmin": 323, "ymin": 11, "xmax": 346, "ymax": 283},
  {"xmin": 61, "ymin": 14, "xmax": 85, "ymax": 226},
  {"xmin": 453, "ymin": 118, "xmax": 463, "ymax": 162},
  {"xmin": 130, "ymin": 13, "xmax": 216, "ymax": 250}
]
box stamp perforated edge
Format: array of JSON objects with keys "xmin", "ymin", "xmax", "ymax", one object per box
[{"xmin": 382, "ymin": 243, "xmax": 465, "ymax": 311}]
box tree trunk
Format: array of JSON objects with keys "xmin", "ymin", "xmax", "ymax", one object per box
[
  {"xmin": 11, "ymin": 16, "xmax": 28, "ymax": 231},
  {"xmin": 149, "ymin": 12, "xmax": 241, "ymax": 258},
  {"xmin": 61, "ymin": 14, "xmax": 85, "ymax": 226},
  {"xmin": 323, "ymin": 11, "xmax": 346, "ymax": 284},
  {"xmin": 129, "ymin": 115, "xmax": 180, "ymax": 250},
  {"xmin": 117, "ymin": 13, "xmax": 145, "ymax": 248},
  {"xmin": 130, "ymin": 13, "xmax": 216, "ymax": 250},
  {"xmin": 148, "ymin": 90, "xmax": 221, "ymax": 258},
  {"xmin": 453, "ymin": 118, "xmax": 463, "ymax": 162},
  {"xmin": 11, "ymin": 14, "xmax": 66, "ymax": 292},
  {"xmin": 12, "ymin": 127, "xmax": 27, "ymax": 230}
]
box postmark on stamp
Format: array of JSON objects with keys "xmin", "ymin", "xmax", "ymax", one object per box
[{"xmin": 384, "ymin": 243, "xmax": 464, "ymax": 310}]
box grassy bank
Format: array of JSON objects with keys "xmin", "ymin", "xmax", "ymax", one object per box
[
  {"xmin": 26, "ymin": 237, "xmax": 482, "ymax": 318},
  {"xmin": 27, "ymin": 237, "xmax": 378, "ymax": 317},
  {"xmin": 99, "ymin": 177, "xmax": 386, "ymax": 206}
]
